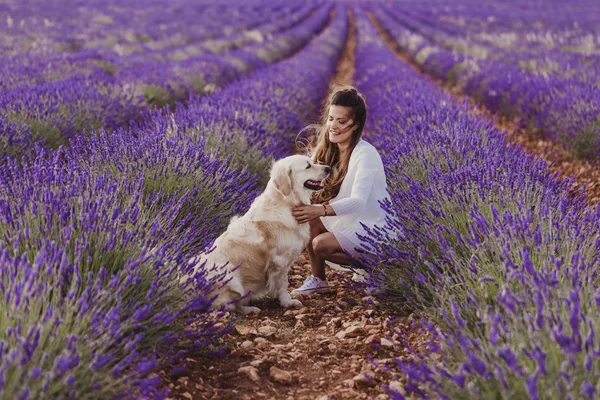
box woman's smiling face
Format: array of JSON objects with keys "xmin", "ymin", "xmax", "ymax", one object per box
[{"xmin": 326, "ymin": 105, "xmax": 356, "ymax": 147}]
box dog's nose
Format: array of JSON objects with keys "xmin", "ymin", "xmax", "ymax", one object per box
[{"xmin": 324, "ymin": 166, "xmax": 331, "ymax": 174}]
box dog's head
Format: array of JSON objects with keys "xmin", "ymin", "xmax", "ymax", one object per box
[{"xmin": 269, "ymin": 155, "xmax": 331, "ymax": 204}]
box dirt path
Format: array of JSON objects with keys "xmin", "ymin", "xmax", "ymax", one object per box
[
  {"xmin": 164, "ymin": 9, "xmax": 424, "ymax": 400},
  {"xmin": 330, "ymin": 7, "xmax": 356, "ymax": 87},
  {"xmin": 169, "ymin": 258, "xmax": 419, "ymax": 400},
  {"xmin": 367, "ymin": 12, "xmax": 600, "ymax": 207}
]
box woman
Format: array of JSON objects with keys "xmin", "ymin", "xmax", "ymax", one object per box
[{"xmin": 290, "ymin": 85, "xmax": 389, "ymax": 296}]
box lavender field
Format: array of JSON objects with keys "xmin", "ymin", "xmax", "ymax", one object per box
[{"xmin": 1, "ymin": 0, "xmax": 599, "ymax": 399}]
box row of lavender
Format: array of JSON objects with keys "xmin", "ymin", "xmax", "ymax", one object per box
[
  {"xmin": 0, "ymin": 4, "xmax": 348, "ymax": 399},
  {"xmin": 366, "ymin": 0, "xmax": 600, "ymax": 160},
  {"xmin": 2, "ymin": 0, "xmax": 317, "ymax": 89},
  {"xmin": 351, "ymin": 6, "xmax": 600, "ymax": 399},
  {"xmin": 2, "ymin": 0, "xmax": 287, "ymax": 55},
  {"xmin": 0, "ymin": 0, "xmax": 329, "ymax": 158}
]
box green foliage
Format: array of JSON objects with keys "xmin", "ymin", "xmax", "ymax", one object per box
[
  {"xmin": 570, "ymin": 113, "xmax": 600, "ymax": 160},
  {"xmin": 142, "ymin": 84, "xmax": 174, "ymax": 108}
]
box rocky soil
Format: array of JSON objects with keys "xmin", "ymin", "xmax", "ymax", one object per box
[{"xmin": 165, "ymin": 256, "xmax": 421, "ymax": 400}]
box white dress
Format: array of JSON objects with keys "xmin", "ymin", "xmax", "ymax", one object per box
[{"xmin": 319, "ymin": 139, "xmax": 389, "ymax": 259}]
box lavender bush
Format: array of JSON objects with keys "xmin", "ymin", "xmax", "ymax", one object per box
[
  {"xmin": 350, "ymin": 6, "xmax": 600, "ymax": 399},
  {"xmin": 0, "ymin": 0, "xmax": 330, "ymax": 158},
  {"xmin": 0, "ymin": 2, "xmax": 348, "ymax": 397},
  {"xmin": 365, "ymin": 0, "xmax": 600, "ymax": 160}
]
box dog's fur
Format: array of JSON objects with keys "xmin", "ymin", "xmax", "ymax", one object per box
[{"xmin": 191, "ymin": 155, "xmax": 330, "ymax": 314}]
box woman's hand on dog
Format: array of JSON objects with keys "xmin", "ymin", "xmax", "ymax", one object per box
[{"xmin": 292, "ymin": 205, "xmax": 325, "ymax": 224}]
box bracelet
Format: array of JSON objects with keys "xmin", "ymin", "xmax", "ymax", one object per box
[{"xmin": 322, "ymin": 203, "xmax": 328, "ymax": 217}]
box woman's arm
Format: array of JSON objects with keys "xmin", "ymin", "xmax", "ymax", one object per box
[
  {"xmin": 291, "ymin": 150, "xmax": 381, "ymax": 223},
  {"xmin": 291, "ymin": 203, "xmax": 335, "ymax": 224}
]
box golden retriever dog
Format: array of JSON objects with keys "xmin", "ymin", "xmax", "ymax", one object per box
[{"xmin": 192, "ymin": 155, "xmax": 331, "ymax": 314}]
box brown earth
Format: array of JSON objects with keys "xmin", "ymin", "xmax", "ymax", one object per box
[
  {"xmin": 163, "ymin": 257, "xmax": 422, "ymax": 400},
  {"xmin": 367, "ymin": 12, "xmax": 600, "ymax": 208}
]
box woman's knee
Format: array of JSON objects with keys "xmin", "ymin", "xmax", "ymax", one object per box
[
  {"xmin": 312, "ymin": 234, "xmax": 337, "ymax": 256},
  {"xmin": 311, "ymin": 235, "xmax": 326, "ymax": 256}
]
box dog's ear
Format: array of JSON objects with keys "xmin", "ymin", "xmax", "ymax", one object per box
[{"xmin": 273, "ymin": 164, "xmax": 292, "ymax": 197}]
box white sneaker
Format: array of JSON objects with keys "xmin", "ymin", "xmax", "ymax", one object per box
[{"xmin": 290, "ymin": 275, "xmax": 330, "ymax": 296}]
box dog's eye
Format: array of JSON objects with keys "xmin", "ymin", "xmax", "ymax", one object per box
[{"xmin": 305, "ymin": 164, "xmax": 311, "ymax": 169}]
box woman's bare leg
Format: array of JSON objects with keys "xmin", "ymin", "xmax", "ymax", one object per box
[
  {"xmin": 312, "ymin": 232, "xmax": 362, "ymax": 280},
  {"xmin": 307, "ymin": 220, "xmax": 364, "ymax": 280},
  {"xmin": 307, "ymin": 219, "xmax": 328, "ymax": 280}
]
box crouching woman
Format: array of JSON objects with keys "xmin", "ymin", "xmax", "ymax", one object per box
[{"xmin": 291, "ymin": 85, "xmax": 389, "ymax": 295}]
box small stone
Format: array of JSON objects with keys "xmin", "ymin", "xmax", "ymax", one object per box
[
  {"xmin": 295, "ymin": 314, "xmax": 309, "ymax": 320},
  {"xmin": 344, "ymin": 326, "xmax": 364, "ymax": 338},
  {"xmin": 327, "ymin": 317, "xmax": 342, "ymax": 329},
  {"xmin": 335, "ymin": 330, "xmax": 347, "ymax": 340},
  {"xmin": 272, "ymin": 343, "xmax": 293, "ymax": 351},
  {"xmin": 254, "ymin": 337, "xmax": 271, "ymax": 349},
  {"xmin": 380, "ymin": 338, "xmax": 395, "ymax": 348},
  {"xmin": 342, "ymin": 379, "xmax": 355, "ymax": 388},
  {"xmin": 389, "ymin": 380, "xmax": 405, "ymax": 396},
  {"xmin": 295, "ymin": 320, "xmax": 305, "ymax": 330},
  {"xmin": 353, "ymin": 372, "xmax": 376, "ymax": 388},
  {"xmin": 239, "ymin": 366, "xmax": 260, "ymax": 382},
  {"xmin": 240, "ymin": 340, "xmax": 254, "ymax": 349},
  {"xmin": 250, "ymin": 359, "xmax": 264, "ymax": 367},
  {"xmin": 182, "ymin": 393, "xmax": 193, "ymax": 400},
  {"xmin": 315, "ymin": 396, "xmax": 329, "ymax": 400},
  {"xmin": 177, "ymin": 377, "xmax": 188, "ymax": 385},
  {"xmin": 258, "ymin": 326, "xmax": 277, "ymax": 337},
  {"xmin": 235, "ymin": 325, "xmax": 258, "ymax": 336},
  {"xmin": 376, "ymin": 394, "xmax": 389, "ymax": 400},
  {"xmin": 361, "ymin": 363, "xmax": 375, "ymax": 373},
  {"xmin": 269, "ymin": 366, "xmax": 293, "ymax": 385},
  {"xmin": 364, "ymin": 334, "xmax": 379, "ymax": 344}
]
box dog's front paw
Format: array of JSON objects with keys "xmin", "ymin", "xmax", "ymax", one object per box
[
  {"xmin": 281, "ymin": 299, "xmax": 303, "ymax": 308},
  {"xmin": 239, "ymin": 306, "xmax": 262, "ymax": 315}
]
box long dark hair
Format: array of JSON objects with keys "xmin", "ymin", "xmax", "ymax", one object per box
[{"xmin": 300, "ymin": 85, "xmax": 367, "ymax": 204}]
